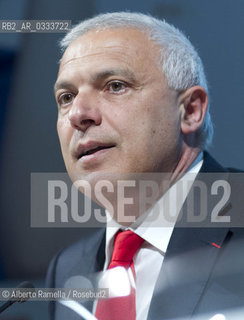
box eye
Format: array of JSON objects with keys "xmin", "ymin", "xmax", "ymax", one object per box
[
  {"xmin": 58, "ymin": 93, "xmax": 75, "ymax": 107},
  {"xmin": 107, "ymin": 81, "xmax": 127, "ymax": 94}
]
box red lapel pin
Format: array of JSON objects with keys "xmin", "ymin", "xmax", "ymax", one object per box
[{"xmin": 211, "ymin": 242, "xmax": 221, "ymax": 249}]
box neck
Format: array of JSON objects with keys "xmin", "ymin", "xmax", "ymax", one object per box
[
  {"xmin": 170, "ymin": 145, "xmax": 201, "ymax": 185},
  {"xmin": 102, "ymin": 146, "xmax": 202, "ymax": 227}
]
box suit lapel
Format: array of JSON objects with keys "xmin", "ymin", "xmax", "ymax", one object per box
[
  {"xmin": 148, "ymin": 153, "xmax": 232, "ymax": 319},
  {"xmin": 66, "ymin": 228, "xmax": 106, "ymax": 313},
  {"xmin": 148, "ymin": 228, "xmax": 230, "ymax": 319},
  {"xmin": 85, "ymin": 228, "xmax": 106, "ymax": 311}
]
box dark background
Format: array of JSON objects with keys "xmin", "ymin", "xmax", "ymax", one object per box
[{"xmin": 0, "ymin": 0, "xmax": 243, "ymax": 318}]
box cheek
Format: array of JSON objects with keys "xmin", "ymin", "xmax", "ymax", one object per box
[
  {"xmin": 57, "ymin": 118, "xmax": 73, "ymax": 150},
  {"xmin": 143, "ymin": 104, "xmax": 182, "ymax": 159},
  {"xmin": 57, "ymin": 117, "xmax": 71, "ymax": 138},
  {"xmin": 57, "ymin": 116, "xmax": 71, "ymax": 132}
]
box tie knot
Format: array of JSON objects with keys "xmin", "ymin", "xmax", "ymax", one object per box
[{"xmin": 109, "ymin": 230, "xmax": 144, "ymax": 269}]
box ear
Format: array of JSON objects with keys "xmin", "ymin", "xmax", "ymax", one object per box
[{"xmin": 179, "ymin": 86, "xmax": 208, "ymax": 135}]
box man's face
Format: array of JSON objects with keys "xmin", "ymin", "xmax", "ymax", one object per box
[{"xmin": 55, "ymin": 28, "xmax": 182, "ymax": 184}]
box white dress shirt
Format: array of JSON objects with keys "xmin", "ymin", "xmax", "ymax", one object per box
[{"xmin": 102, "ymin": 153, "xmax": 203, "ymax": 320}]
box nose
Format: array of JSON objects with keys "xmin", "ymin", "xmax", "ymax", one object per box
[{"xmin": 68, "ymin": 92, "xmax": 102, "ymax": 132}]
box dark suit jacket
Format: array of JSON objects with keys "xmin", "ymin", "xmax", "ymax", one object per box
[{"xmin": 46, "ymin": 153, "xmax": 244, "ymax": 319}]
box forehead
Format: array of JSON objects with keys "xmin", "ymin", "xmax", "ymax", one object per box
[{"xmin": 59, "ymin": 27, "xmax": 161, "ymax": 73}]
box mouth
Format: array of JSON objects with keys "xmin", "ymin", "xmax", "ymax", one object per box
[{"xmin": 76, "ymin": 143, "xmax": 116, "ymax": 160}]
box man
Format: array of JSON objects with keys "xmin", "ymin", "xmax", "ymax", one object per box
[{"xmin": 47, "ymin": 12, "xmax": 244, "ymax": 320}]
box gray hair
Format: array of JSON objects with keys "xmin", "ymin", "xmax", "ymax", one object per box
[{"xmin": 60, "ymin": 12, "xmax": 213, "ymax": 149}]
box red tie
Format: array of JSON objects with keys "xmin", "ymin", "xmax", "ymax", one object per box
[{"xmin": 95, "ymin": 230, "xmax": 144, "ymax": 320}]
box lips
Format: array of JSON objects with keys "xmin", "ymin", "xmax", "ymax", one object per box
[{"xmin": 75, "ymin": 142, "xmax": 115, "ymax": 159}]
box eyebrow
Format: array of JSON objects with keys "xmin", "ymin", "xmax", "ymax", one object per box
[
  {"xmin": 54, "ymin": 68, "xmax": 137, "ymax": 93},
  {"xmin": 54, "ymin": 81, "xmax": 76, "ymax": 94},
  {"xmin": 91, "ymin": 68, "xmax": 137, "ymax": 83}
]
